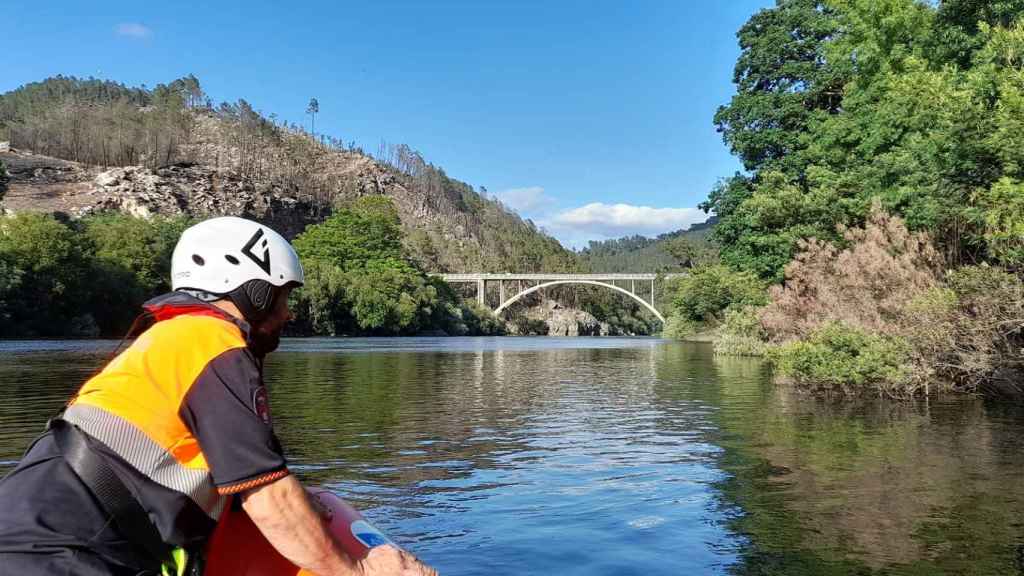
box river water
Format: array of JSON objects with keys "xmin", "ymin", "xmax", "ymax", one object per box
[{"xmin": 1, "ymin": 337, "xmax": 1023, "ymax": 575}]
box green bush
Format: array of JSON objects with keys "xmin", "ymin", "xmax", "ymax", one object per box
[
  {"xmin": 668, "ymin": 264, "xmax": 767, "ymax": 325},
  {"xmin": 768, "ymin": 322, "xmax": 913, "ymax": 396},
  {"xmin": 974, "ymin": 177, "xmax": 1024, "ymax": 267},
  {"xmin": 458, "ymin": 301, "xmax": 505, "ymax": 336},
  {"xmin": 714, "ymin": 306, "xmax": 768, "ymax": 356},
  {"xmin": 662, "ymin": 314, "xmax": 700, "ymax": 339}
]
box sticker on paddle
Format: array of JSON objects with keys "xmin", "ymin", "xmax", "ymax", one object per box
[{"xmin": 204, "ymin": 487, "xmax": 395, "ymax": 575}]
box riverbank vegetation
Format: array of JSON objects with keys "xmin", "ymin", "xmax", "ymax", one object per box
[
  {"xmin": 663, "ymin": 0, "xmax": 1024, "ymax": 396},
  {"xmin": 0, "ymin": 213, "xmax": 186, "ymax": 337},
  {"xmin": 0, "ymin": 198, "xmax": 506, "ymax": 338},
  {"xmin": 290, "ymin": 196, "xmax": 504, "ymax": 336}
]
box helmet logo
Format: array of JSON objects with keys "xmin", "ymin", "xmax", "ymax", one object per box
[{"xmin": 241, "ymin": 228, "xmax": 272, "ymax": 275}]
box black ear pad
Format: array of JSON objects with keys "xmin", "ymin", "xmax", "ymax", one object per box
[
  {"xmin": 228, "ymin": 279, "xmax": 276, "ymax": 324},
  {"xmin": 245, "ymin": 280, "xmax": 274, "ymax": 312}
]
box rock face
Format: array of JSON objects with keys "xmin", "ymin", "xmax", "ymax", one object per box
[
  {"xmin": 523, "ymin": 300, "xmax": 603, "ymax": 336},
  {"xmin": 86, "ymin": 163, "xmax": 321, "ymax": 238},
  {"xmin": 0, "ymin": 148, "xmax": 357, "ymax": 240},
  {"xmin": 1, "ymin": 141, "xmax": 497, "ymax": 258}
]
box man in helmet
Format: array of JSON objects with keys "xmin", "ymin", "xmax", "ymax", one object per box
[{"xmin": 0, "ymin": 217, "xmax": 437, "ymax": 576}]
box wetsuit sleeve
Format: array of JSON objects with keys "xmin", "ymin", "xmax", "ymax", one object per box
[{"xmin": 179, "ymin": 347, "xmax": 289, "ymax": 495}]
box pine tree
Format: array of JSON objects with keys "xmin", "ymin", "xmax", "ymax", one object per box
[{"xmin": 306, "ymin": 97, "xmax": 319, "ymax": 136}]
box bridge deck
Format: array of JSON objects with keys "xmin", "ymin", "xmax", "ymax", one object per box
[
  {"xmin": 432, "ymin": 272, "xmax": 682, "ymax": 323},
  {"xmin": 436, "ymin": 273, "xmax": 683, "ymax": 281}
]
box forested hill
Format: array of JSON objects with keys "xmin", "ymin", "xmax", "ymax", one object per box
[
  {"xmin": 578, "ymin": 217, "xmax": 717, "ymax": 273},
  {"xmin": 0, "ymin": 75, "xmax": 575, "ymax": 273}
]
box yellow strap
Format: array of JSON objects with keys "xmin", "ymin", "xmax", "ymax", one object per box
[{"xmin": 162, "ymin": 547, "xmax": 188, "ymax": 576}]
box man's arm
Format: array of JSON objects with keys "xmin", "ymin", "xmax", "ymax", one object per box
[
  {"xmin": 242, "ymin": 475, "xmax": 439, "ymax": 576},
  {"xmin": 242, "ymin": 474, "xmax": 356, "ymax": 576}
]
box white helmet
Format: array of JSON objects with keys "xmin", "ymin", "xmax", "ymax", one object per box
[{"xmin": 171, "ymin": 217, "xmax": 304, "ymax": 319}]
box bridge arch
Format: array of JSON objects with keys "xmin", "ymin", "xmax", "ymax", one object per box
[{"xmin": 493, "ymin": 280, "xmax": 666, "ymax": 324}]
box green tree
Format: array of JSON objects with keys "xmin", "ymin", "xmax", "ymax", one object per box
[
  {"xmin": 80, "ymin": 214, "xmax": 191, "ymax": 333},
  {"xmin": 291, "ymin": 196, "xmax": 464, "ymax": 335},
  {"xmin": 290, "ymin": 260, "xmax": 352, "ymax": 336},
  {"xmin": 713, "ymin": 0, "xmax": 847, "ymax": 177},
  {"xmin": 0, "ymin": 214, "xmax": 96, "ymax": 336},
  {"xmin": 82, "ymin": 214, "xmax": 189, "ymax": 294},
  {"xmin": 705, "ymin": 0, "xmax": 850, "ymax": 280},
  {"xmin": 931, "ymin": 0, "xmax": 1024, "ymax": 67},
  {"xmin": 662, "ymin": 235, "xmax": 718, "ymax": 269},
  {"xmin": 707, "ymin": 0, "xmax": 1024, "ymax": 279},
  {"xmin": 668, "ymin": 264, "xmax": 767, "ymax": 326},
  {"xmin": 293, "ymin": 196, "xmax": 405, "ymax": 270},
  {"xmin": 0, "ymin": 254, "xmax": 23, "ymax": 332}
]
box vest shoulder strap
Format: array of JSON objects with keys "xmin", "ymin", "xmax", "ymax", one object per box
[{"xmin": 49, "ymin": 418, "xmax": 172, "ymax": 569}]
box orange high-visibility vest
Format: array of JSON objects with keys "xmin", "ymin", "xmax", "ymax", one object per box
[{"xmin": 63, "ymin": 313, "xmax": 251, "ymax": 521}]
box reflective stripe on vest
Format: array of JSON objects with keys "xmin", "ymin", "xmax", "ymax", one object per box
[
  {"xmin": 63, "ymin": 404, "xmax": 227, "ymax": 519},
  {"xmin": 67, "ymin": 313, "xmax": 248, "ymax": 520}
]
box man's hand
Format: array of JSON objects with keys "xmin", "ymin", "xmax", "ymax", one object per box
[{"xmin": 357, "ymin": 545, "xmax": 439, "ymax": 576}]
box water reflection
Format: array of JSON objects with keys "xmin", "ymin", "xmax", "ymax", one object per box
[
  {"xmin": 667, "ymin": 350, "xmax": 1024, "ymax": 576},
  {"xmin": 265, "ymin": 340, "xmax": 736, "ymax": 575}
]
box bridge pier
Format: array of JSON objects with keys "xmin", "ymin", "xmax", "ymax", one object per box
[{"xmin": 477, "ymin": 279, "xmax": 485, "ymax": 307}]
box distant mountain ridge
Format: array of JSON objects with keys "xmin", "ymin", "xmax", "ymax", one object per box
[{"xmin": 578, "ymin": 216, "xmax": 717, "ymax": 273}]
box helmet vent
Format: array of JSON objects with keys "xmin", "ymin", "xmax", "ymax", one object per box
[
  {"xmin": 225, "ymin": 254, "xmax": 241, "ymax": 265},
  {"xmin": 192, "ymin": 254, "xmax": 205, "ymax": 266}
]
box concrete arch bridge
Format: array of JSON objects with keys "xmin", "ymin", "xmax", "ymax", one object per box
[{"xmin": 436, "ymin": 273, "xmax": 684, "ymax": 324}]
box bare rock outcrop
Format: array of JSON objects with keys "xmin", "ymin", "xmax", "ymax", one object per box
[
  {"xmin": 524, "ymin": 300, "xmax": 603, "ymax": 336},
  {"xmin": 84, "ymin": 163, "xmax": 321, "ymax": 238}
]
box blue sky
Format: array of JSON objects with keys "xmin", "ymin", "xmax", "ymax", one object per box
[{"xmin": 1, "ymin": 0, "xmax": 773, "ymax": 248}]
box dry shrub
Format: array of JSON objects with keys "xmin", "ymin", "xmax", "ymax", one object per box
[
  {"xmin": 905, "ymin": 266, "xmax": 1024, "ymax": 394},
  {"xmin": 761, "ymin": 201, "xmax": 1024, "ymax": 396},
  {"xmin": 761, "ymin": 202, "xmax": 943, "ymax": 342}
]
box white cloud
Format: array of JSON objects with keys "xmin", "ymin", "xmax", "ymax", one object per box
[
  {"xmin": 492, "ymin": 186, "xmax": 556, "ymax": 214},
  {"xmin": 116, "ymin": 23, "xmax": 152, "ymax": 39},
  {"xmin": 542, "ymin": 202, "xmax": 705, "ymax": 247}
]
